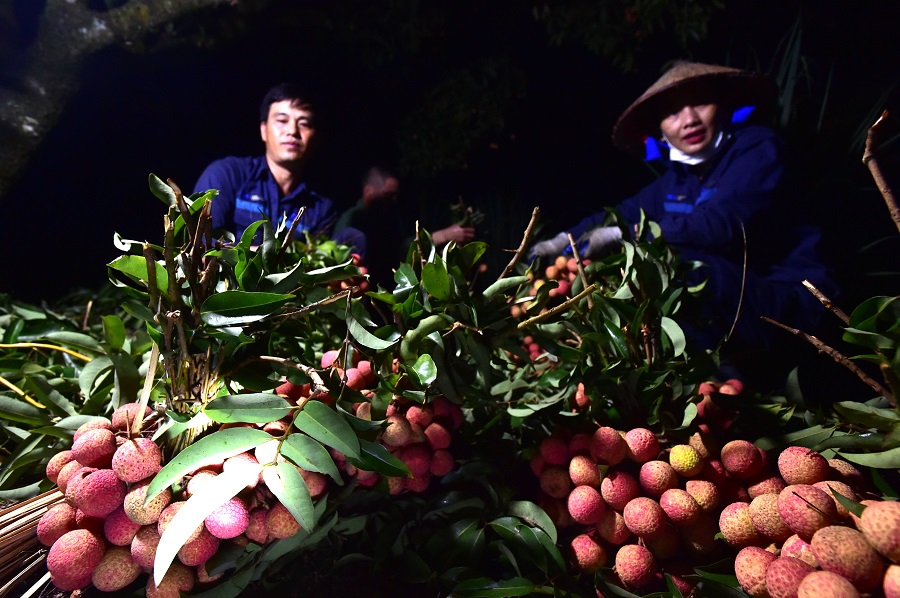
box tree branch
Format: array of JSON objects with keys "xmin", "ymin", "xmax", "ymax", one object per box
[{"xmin": 863, "ymin": 111, "xmax": 900, "ymax": 237}]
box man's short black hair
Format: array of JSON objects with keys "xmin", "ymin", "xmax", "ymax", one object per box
[{"xmin": 259, "ymin": 83, "xmax": 319, "ymax": 123}]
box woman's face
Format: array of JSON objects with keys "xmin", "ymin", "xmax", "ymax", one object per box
[{"xmin": 658, "ymin": 93, "xmax": 720, "ymax": 155}]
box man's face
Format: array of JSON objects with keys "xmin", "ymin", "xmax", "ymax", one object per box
[
  {"xmin": 260, "ymin": 99, "xmax": 317, "ymax": 169},
  {"xmin": 363, "ymin": 177, "xmax": 400, "ymax": 209},
  {"xmin": 658, "ymin": 91, "xmax": 720, "ymax": 155}
]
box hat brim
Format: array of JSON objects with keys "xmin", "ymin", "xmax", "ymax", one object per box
[{"xmin": 612, "ymin": 70, "xmax": 777, "ymax": 155}]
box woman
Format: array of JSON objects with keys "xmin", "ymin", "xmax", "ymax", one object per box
[{"xmin": 531, "ymin": 61, "xmax": 836, "ymax": 381}]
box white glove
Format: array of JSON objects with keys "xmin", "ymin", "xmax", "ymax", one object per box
[
  {"xmin": 529, "ymin": 232, "xmax": 569, "ymax": 259},
  {"xmin": 582, "ymin": 226, "xmax": 623, "ymax": 257}
]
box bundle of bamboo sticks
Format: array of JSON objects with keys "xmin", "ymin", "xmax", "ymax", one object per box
[{"xmin": 0, "ymin": 489, "xmax": 64, "ymax": 598}]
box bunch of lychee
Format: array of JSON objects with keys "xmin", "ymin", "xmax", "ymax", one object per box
[
  {"xmin": 510, "ymin": 256, "xmax": 589, "ymax": 319},
  {"xmin": 39, "ymin": 401, "xmax": 319, "ymax": 595},
  {"xmin": 529, "ymin": 420, "xmax": 893, "ymax": 597},
  {"xmin": 276, "ymin": 348, "xmax": 463, "ymax": 496}
]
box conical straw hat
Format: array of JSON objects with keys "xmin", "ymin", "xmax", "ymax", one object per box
[{"xmin": 612, "ymin": 61, "xmax": 776, "ymax": 154}]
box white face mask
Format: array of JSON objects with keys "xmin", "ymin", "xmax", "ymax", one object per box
[{"xmin": 663, "ymin": 130, "xmax": 726, "ymax": 166}]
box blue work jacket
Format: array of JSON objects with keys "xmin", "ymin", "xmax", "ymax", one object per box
[{"xmin": 193, "ymin": 156, "xmax": 336, "ymax": 240}]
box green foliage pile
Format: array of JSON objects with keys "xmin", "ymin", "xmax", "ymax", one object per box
[{"xmin": 0, "ymin": 174, "xmax": 897, "ymax": 596}]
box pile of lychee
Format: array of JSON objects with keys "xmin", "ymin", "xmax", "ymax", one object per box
[
  {"xmin": 39, "ymin": 401, "xmax": 321, "ymax": 595},
  {"xmin": 295, "ymin": 349, "xmax": 463, "ymax": 494},
  {"xmin": 510, "ymin": 256, "xmax": 589, "ymax": 319},
  {"xmin": 529, "ymin": 420, "xmax": 898, "ymax": 597}
]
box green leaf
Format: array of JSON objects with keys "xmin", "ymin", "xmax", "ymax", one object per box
[
  {"xmin": 201, "ymin": 291, "xmax": 295, "ymax": 319},
  {"xmin": 660, "ymin": 316, "xmax": 686, "ymax": 357},
  {"xmin": 262, "ymin": 461, "xmax": 316, "ymax": 531},
  {"xmin": 347, "ymin": 316, "xmax": 399, "ymax": 350},
  {"xmin": 281, "ymin": 433, "xmax": 342, "ymax": 484},
  {"xmin": 482, "ymin": 276, "xmax": 530, "ymax": 300},
  {"xmin": 408, "ymin": 354, "xmax": 438, "ymax": 387},
  {"xmin": 422, "ymin": 259, "xmax": 451, "ymax": 300},
  {"xmin": 41, "ymin": 331, "xmax": 103, "ymax": 353},
  {"xmin": 834, "ymin": 401, "xmax": 900, "ymax": 432},
  {"xmin": 293, "ymin": 401, "xmax": 361, "ymax": 460},
  {"xmin": 146, "ymin": 427, "xmax": 274, "ymax": 503},
  {"xmin": 348, "ymin": 438, "xmax": 410, "ymax": 478},
  {"xmin": 153, "ymin": 461, "xmax": 262, "ymax": 587},
  {"xmin": 506, "ymin": 500, "xmax": 557, "ymax": 544},
  {"xmin": 149, "ymin": 173, "xmax": 177, "ymax": 206},
  {"xmin": 837, "ymin": 445, "xmax": 900, "ymax": 468},
  {"xmin": 829, "ymin": 485, "xmax": 866, "ymax": 518},
  {"xmin": 205, "ymin": 393, "xmax": 293, "ymax": 424},
  {"xmin": 451, "ymin": 577, "xmax": 536, "ymax": 597},
  {"xmin": 0, "ymin": 395, "xmax": 49, "ymax": 426},
  {"xmin": 108, "ymin": 255, "xmax": 169, "ymax": 295},
  {"xmin": 101, "ymin": 315, "xmax": 127, "ymax": 351}
]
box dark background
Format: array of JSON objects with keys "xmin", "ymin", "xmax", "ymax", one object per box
[{"xmin": 1, "ymin": 0, "xmax": 898, "ymax": 308}]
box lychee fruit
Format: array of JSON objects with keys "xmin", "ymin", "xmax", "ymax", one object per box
[
  {"xmin": 146, "ymin": 560, "xmax": 195, "ymax": 598},
  {"xmin": 112, "ymin": 437, "xmax": 163, "ymax": 483},
  {"xmin": 641, "ymin": 524, "xmax": 680, "ymax": 560},
  {"xmin": 430, "ymin": 449, "xmax": 455, "ymax": 476},
  {"xmin": 37, "ymin": 502, "xmax": 77, "ymax": 546},
  {"xmin": 858, "ymin": 499, "xmax": 900, "ymax": 561},
  {"xmin": 590, "ymin": 426, "xmax": 626, "ymax": 465},
  {"xmin": 765, "ymin": 556, "xmax": 815, "ymax": 598},
  {"xmin": 777, "ymin": 446, "xmax": 829, "ymax": 485},
  {"xmin": 746, "ymin": 474, "xmax": 787, "ymax": 498},
  {"xmin": 826, "ymin": 458, "xmax": 867, "ymax": 492},
  {"xmin": 397, "ymin": 444, "xmax": 432, "ymax": 478},
  {"xmin": 797, "ymin": 570, "xmax": 860, "ymax": 598},
  {"xmin": 885, "ymin": 564, "xmax": 900, "ymax": 598},
  {"xmin": 719, "ymin": 501, "xmax": 764, "ymax": 548},
  {"xmin": 678, "ymin": 514, "xmax": 719, "ymax": 557},
  {"xmin": 685, "ymin": 479, "xmax": 719, "ymax": 512},
  {"xmin": 72, "ymin": 418, "xmax": 113, "ymax": 442},
  {"xmin": 596, "ymin": 509, "xmax": 631, "ymax": 545},
  {"xmin": 91, "ymin": 545, "xmax": 141, "ymax": 592},
  {"xmin": 112, "ymin": 402, "xmax": 153, "ymax": 431},
  {"xmin": 813, "ymin": 480, "xmax": 856, "ymax": 519},
  {"xmin": 748, "ymin": 493, "xmax": 792, "ymax": 542},
  {"xmin": 47, "ymin": 529, "xmax": 106, "ymax": 592},
  {"xmin": 46, "ymin": 450, "xmax": 76, "ymax": 484},
  {"xmin": 539, "ymin": 466, "xmax": 571, "ymax": 499},
  {"xmin": 638, "ymin": 460, "xmax": 678, "ymax": 498},
  {"xmin": 123, "ymin": 478, "xmax": 172, "ymax": 525},
  {"xmin": 71, "ymin": 427, "xmax": 118, "ymax": 468},
  {"xmin": 568, "ymin": 455, "xmax": 601, "ymax": 487},
  {"xmin": 178, "ymin": 527, "xmax": 221, "ymax": 566},
  {"xmin": 720, "ymin": 440, "xmax": 764, "ymax": 479},
  {"xmin": 688, "ymin": 429, "xmax": 718, "ymax": 461},
  {"xmin": 623, "ymin": 428, "xmax": 659, "ymax": 463},
  {"xmin": 781, "ymin": 534, "xmax": 818, "ymax": 567},
  {"xmin": 735, "ymin": 546, "xmax": 777, "ymax": 597},
  {"xmin": 567, "ymin": 432, "xmax": 593, "ymax": 457},
  {"xmin": 614, "ymin": 543, "xmax": 657, "ymax": 589},
  {"xmin": 668, "ymin": 444, "xmax": 704, "ymax": 477},
  {"xmin": 205, "ymin": 496, "xmax": 250, "ymax": 539},
  {"xmin": 622, "ymin": 496, "xmax": 666, "ymax": 538},
  {"xmin": 130, "ymin": 524, "xmax": 161, "ymax": 569},
  {"xmin": 266, "ymin": 501, "xmax": 301, "ymax": 539},
  {"xmin": 810, "ymin": 525, "xmax": 883, "ymax": 592},
  {"xmin": 405, "ymin": 404, "xmax": 433, "ymax": 429},
  {"xmin": 104, "ymin": 505, "xmax": 143, "ymax": 547},
  {"xmin": 382, "ymin": 414, "xmax": 412, "ymax": 447},
  {"xmin": 539, "ymin": 436, "xmax": 569, "ymax": 465},
  {"xmin": 158, "ymin": 501, "xmax": 202, "ymax": 543},
  {"xmin": 74, "ymin": 468, "xmax": 127, "ymax": 518},
  {"xmin": 777, "ymin": 484, "xmax": 838, "ymax": 541},
  {"xmin": 659, "ymin": 488, "xmax": 701, "ymax": 526},
  {"xmin": 245, "ymin": 507, "xmax": 270, "ymax": 545},
  {"xmin": 567, "ymin": 485, "xmax": 606, "ymax": 525},
  {"xmin": 424, "ymin": 421, "xmax": 451, "ymax": 450},
  {"xmin": 570, "ymin": 533, "xmax": 606, "ymax": 573},
  {"xmin": 600, "ymin": 469, "xmax": 639, "ymax": 511}
]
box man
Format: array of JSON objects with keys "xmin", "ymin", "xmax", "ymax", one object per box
[
  {"xmin": 193, "ymin": 83, "xmax": 336, "ymax": 241},
  {"xmin": 334, "ymin": 166, "xmax": 475, "ymax": 286}
]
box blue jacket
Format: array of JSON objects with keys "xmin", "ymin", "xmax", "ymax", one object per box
[
  {"xmin": 193, "ymin": 156, "xmax": 336, "ymax": 239},
  {"xmin": 567, "ymin": 123, "xmax": 836, "ymax": 351}
]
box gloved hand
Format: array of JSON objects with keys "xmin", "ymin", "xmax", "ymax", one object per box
[
  {"xmin": 528, "ymin": 232, "xmax": 569, "ymax": 260},
  {"xmin": 582, "ymin": 226, "xmax": 623, "ymax": 257}
]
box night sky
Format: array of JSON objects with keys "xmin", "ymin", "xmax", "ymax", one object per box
[{"xmin": 1, "ymin": 0, "xmax": 898, "ymax": 305}]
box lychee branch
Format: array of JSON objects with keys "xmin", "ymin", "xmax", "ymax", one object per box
[
  {"xmin": 255, "ymin": 356, "xmax": 328, "ymax": 406},
  {"xmin": 761, "ymin": 316, "xmax": 895, "ymax": 405},
  {"xmin": 280, "ymin": 206, "xmax": 307, "ymax": 255},
  {"xmin": 565, "ymin": 232, "xmax": 593, "ymax": 310},
  {"xmin": 802, "ymin": 280, "xmax": 849, "ymax": 325},
  {"xmin": 863, "ymin": 110, "xmax": 900, "ymax": 237},
  {"xmin": 497, "ymin": 206, "xmax": 540, "ymax": 282},
  {"xmin": 516, "ymin": 283, "xmax": 598, "ymax": 330}
]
